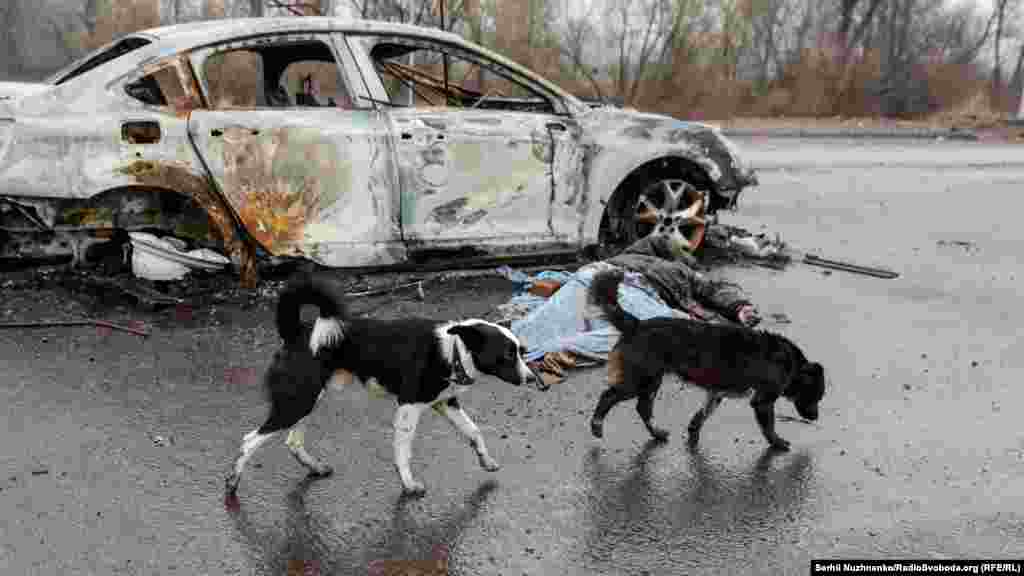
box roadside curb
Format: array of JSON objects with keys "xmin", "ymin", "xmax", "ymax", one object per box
[{"xmin": 721, "ymin": 127, "xmax": 979, "ymax": 141}]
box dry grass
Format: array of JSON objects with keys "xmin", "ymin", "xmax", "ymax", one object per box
[
  {"xmin": 73, "ymin": 2, "xmax": 1015, "ymax": 125},
  {"xmin": 78, "ymin": 0, "xmax": 160, "ymax": 52}
]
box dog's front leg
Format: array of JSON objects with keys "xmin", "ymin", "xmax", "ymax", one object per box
[
  {"xmin": 393, "ymin": 403, "xmax": 427, "ymax": 496},
  {"xmin": 438, "ymin": 397, "xmax": 500, "ymax": 472},
  {"xmin": 751, "ymin": 392, "xmax": 790, "ymax": 451}
]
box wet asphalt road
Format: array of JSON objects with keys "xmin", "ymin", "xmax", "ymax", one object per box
[{"xmin": 3, "ymin": 136, "xmax": 1024, "ymax": 575}]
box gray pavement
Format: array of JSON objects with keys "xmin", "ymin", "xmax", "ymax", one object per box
[{"xmin": 3, "ymin": 136, "xmax": 1024, "ymax": 575}]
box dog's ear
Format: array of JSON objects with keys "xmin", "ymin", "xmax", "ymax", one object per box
[{"xmin": 447, "ymin": 324, "xmax": 482, "ymax": 352}]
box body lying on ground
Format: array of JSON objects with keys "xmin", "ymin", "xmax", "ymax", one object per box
[{"xmin": 499, "ymin": 235, "xmax": 763, "ymax": 385}]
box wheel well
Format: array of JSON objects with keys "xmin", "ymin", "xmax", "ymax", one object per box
[
  {"xmin": 79, "ymin": 186, "xmax": 222, "ymax": 246},
  {"xmin": 597, "ymin": 157, "xmax": 713, "ymax": 247},
  {"xmin": 0, "ymin": 186, "xmax": 229, "ymax": 269}
]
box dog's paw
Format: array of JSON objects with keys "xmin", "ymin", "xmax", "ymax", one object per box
[
  {"xmin": 768, "ymin": 438, "xmax": 791, "ymax": 452},
  {"xmin": 479, "ymin": 455, "xmax": 500, "ymax": 472},
  {"xmin": 225, "ymin": 473, "xmax": 240, "ymax": 495},
  {"xmin": 590, "ymin": 418, "xmax": 604, "ymax": 439},
  {"xmin": 224, "ymin": 491, "xmax": 240, "ymax": 511},
  {"xmin": 402, "ymin": 481, "xmax": 427, "ymax": 497}
]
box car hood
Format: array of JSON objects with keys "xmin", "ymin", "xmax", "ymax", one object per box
[{"xmin": 578, "ymin": 105, "xmax": 758, "ymax": 191}]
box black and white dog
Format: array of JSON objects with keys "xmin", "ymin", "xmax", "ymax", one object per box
[{"xmin": 225, "ymin": 273, "xmax": 547, "ymax": 498}]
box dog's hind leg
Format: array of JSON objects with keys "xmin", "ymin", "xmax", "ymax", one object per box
[
  {"xmin": 590, "ymin": 386, "xmax": 635, "ymax": 439},
  {"xmin": 636, "ymin": 380, "xmax": 669, "ymax": 442},
  {"xmin": 286, "ymin": 391, "xmax": 334, "ymax": 478},
  {"xmin": 393, "ymin": 402, "xmax": 428, "ymax": 496},
  {"xmin": 226, "ymin": 428, "xmax": 279, "ymax": 497},
  {"xmin": 687, "ymin": 391, "xmax": 724, "ymax": 445},
  {"xmin": 438, "ymin": 397, "xmax": 500, "ymax": 472}
]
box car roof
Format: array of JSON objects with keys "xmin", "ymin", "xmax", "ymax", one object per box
[{"xmin": 139, "ymin": 17, "xmax": 467, "ymax": 49}]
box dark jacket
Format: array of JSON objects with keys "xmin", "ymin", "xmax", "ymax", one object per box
[{"xmin": 605, "ymin": 236, "xmax": 753, "ymax": 324}]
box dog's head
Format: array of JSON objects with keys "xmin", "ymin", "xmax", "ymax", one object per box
[
  {"xmin": 791, "ymin": 361, "xmax": 826, "ymax": 421},
  {"xmin": 446, "ymin": 321, "xmax": 548, "ymax": 390}
]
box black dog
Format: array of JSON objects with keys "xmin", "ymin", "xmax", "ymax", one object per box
[
  {"xmin": 225, "ymin": 273, "xmax": 547, "ymax": 498},
  {"xmin": 587, "ymin": 269, "xmax": 826, "ymax": 451}
]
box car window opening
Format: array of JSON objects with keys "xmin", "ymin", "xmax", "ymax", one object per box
[
  {"xmin": 354, "ymin": 37, "xmax": 555, "ymax": 114},
  {"xmin": 203, "ymin": 39, "xmax": 353, "ymax": 110}
]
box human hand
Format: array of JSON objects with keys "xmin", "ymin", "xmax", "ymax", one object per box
[{"xmin": 737, "ymin": 305, "xmax": 761, "ymax": 327}]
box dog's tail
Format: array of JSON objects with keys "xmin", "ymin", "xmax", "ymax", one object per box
[
  {"xmin": 588, "ymin": 269, "xmax": 639, "ymax": 337},
  {"xmin": 276, "ymin": 272, "xmax": 350, "ymax": 352}
]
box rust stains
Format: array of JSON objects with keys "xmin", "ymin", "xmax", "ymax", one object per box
[
  {"xmin": 116, "ymin": 160, "xmax": 257, "ymax": 287},
  {"xmin": 216, "ymin": 127, "xmax": 324, "ymax": 257},
  {"xmin": 237, "ymin": 185, "xmax": 320, "ymax": 252},
  {"xmin": 133, "ymin": 54, "xmax": 205, "ymax": 119}
]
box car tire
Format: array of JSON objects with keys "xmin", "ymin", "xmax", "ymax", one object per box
[{"xmin": 597, "ymin": 169, "xmax": 708, "ymax": 259}]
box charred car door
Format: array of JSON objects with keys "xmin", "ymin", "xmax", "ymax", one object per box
[
  {"xmin": 186, "ymin": 31, "xmax": 405, "ymax": 268},
  {"xmin": 343, "ymin": 33, "xmax": 585, "ymax": 254}
]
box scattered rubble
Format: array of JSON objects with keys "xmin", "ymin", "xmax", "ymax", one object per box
[
  {"xmin": 936, "ymin": 239, "xmax": 978, "ymax": 253},
  {"xmin": 0, "ymin": 319, "xmax": 150, "ymax": 338},
  {"xmin": 128, "ymin": 232, "xmax": 231, "ymax": 281}
]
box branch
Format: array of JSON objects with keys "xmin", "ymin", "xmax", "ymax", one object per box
[
  {"xmin": 559, "ymin": 19, "xmax": 605, "ymax": 100},
  {"xmin": 266, "ymin": 0, "xmax": 323, "ymax": 16},
  {"xmin": 954, "ymin": 5, "xmax": 999, "ymax": 64},
  {"xmin": 847, "ymin": 0, "xmax": 885, "ymax": 50}
]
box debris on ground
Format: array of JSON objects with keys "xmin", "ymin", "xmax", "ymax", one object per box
[
  {"xmin": 128, "ymin": 232, "xmax": 231, "ymax": 281},
  {"xmin": 936, "ymin": 239, "xmax": 978, "ymax": 253},
  {"xmin": 701, "ymin": 223, "xmax": 792, "ymax": 270},
  {"xmin": 0, "ymin": 319, "xmax": 149, "ymax": 338},
  {"xmin": 801, "ymin": 254, "xmax": 899, "ymax": 279}
]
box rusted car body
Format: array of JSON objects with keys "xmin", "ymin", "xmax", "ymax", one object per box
[{"xmin": 0, "ymin": 17, "xmax": 757, "ymax": 285}]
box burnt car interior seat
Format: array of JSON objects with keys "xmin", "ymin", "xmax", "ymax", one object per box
[
  {"xmin": 265, "ymin": 82, "xmax": 292, "ymax": 107},
  {"xmin": 295, "ymin": 74, "xmax": 322, "ymax": 106}
]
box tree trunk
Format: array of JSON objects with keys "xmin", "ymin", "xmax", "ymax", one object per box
[
  {"xmin": 496, "ymin": 0, "xmax": 531, "ymax": 67},
  {"xmin": 993, "ymin": 0, "xmax": 1008, "ymax": 110},
  {"xmin": 250, "ymin": 0, "xmax": 263, "ymax": 16},
  {"xmin": 206, "ymin": 0, "xmax": 227, "ymax": 19},
  {"xmin": 465, "ymin": 0, "xmax": 483, "ymax": 91},
  {"xmin": 1010, "ymin": 43, "xmax": 1024, "ymax": 118},
  {"xmin": 83, "ymin": 0, "xmax": 99, "ymax": 34},
  {"xmin": 4, "ymin": 0, "xmax": 23, "ymax": 77}
]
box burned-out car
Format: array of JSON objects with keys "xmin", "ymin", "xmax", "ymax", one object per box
[{"xmin": 0, "ymin": 17, "xmax": 757, "ymax": 286}]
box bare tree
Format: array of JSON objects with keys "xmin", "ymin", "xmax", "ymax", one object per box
[
  {"xmin": 559, "ymin": 3, "xmax": 606, "ymax": 100},
  {"xmin": 268, "ymin": 0, "xmax": 325, "ymax": 16},
  {"xmin": 2, "ymin": 0, "xmax": 24, "ymax": 77}
]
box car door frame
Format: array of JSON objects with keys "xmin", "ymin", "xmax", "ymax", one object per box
[
  {"xmin": 183, "ymin": 29, "xmax": 407, "ymax": 268},
  {"xmin": 339, "ymin": 31, "xmax": 587, "ymax": 254}
]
